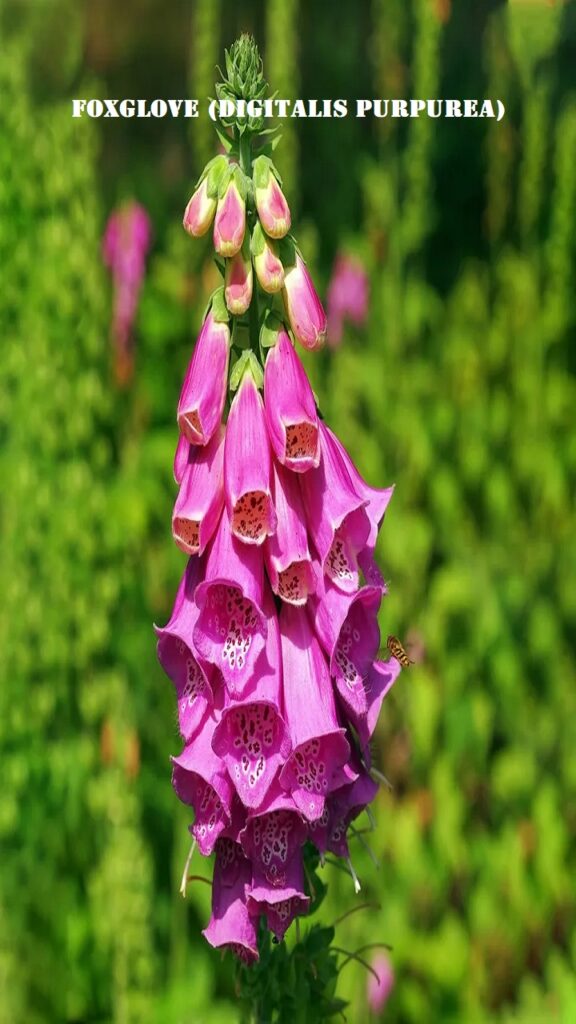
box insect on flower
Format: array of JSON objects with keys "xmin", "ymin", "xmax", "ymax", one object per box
[{"xmin": 386, "ymin": 634, "xmax": 413, "ymax": 668}]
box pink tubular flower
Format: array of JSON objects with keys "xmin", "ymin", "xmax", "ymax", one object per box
[
  {"xmin": 224, "ymin": 367, "xmax": 277, "ymax": 546},
  {"xmin": 323, "ymin": 424, "xmax": 394, "ymax": 586},
  {"xmin": 265, "ymin": 461, "xmax": 316, "ymax": 606},
  {"xmin": 212, "ymin": 599, "xmax": 290, "ymax": 808},
  {"xmin": 279, "ymin": 604, "xmax": 349, "ymax": 821},
  {"xmin": 313, "ymin": 579, "xmax": 381, "ymax": 721},
  {"xmin": 214, "ymin": 166, "xmax": 246, "ymax": 257},
  {"xmin": 193, "ymin": 506, "xmax": 267, "ymax": 695},
  {"xmin": 240, "ymin": 782, "xmax": 307, "ymax": 888},
  {"xmin": 224, "ymin": 243, "xmax": 253, "ymax": 315},
  {"xmin": 263, "ymin": 324, "xmax": 320, "ymax": 472},
  {"xmin": 102, "ymin": 200, "xmax": 151, "ymax": 385},
  {"xmin": 326, "ymin": 253, "xmax": 369, "ymax": 348},
  {"xmin": 252, "ymin": 222, "xmax": 284, "ymax": 293},
  {"xmin": 173, "ymin": 433, "xmax": 190, "ymax": 485},
  {"xmin": 300, "ymin": 427, "xmax": 370, "ymax": 593},
  {"xmin": 367, "ymin": 952, "xmax": 394, "ymax": 1014},
  {"xmin": 183, "ymin": 155, "xmax": 228, "ymax": 238},
  {"xmin": 155, "ymin": 559, "xmax": 214, "ymax": 743},
  {"xmin": 172, "ymin": 427, "xmax": 225, "ymax": 555},
  {"xmin": 203, "ymin": 839, "xmax": 259, "ymax": 964},
  {"xmin": 172, "ymin": 710, "xmax": 234, "ymax": 855},
  {"xmin": 253, "ymin": 155, "xmax": 291, "ymax": 239},
  {"xmin": 177, "ymin": 308, "xmax": 230, "ymax": 446},
  {"xmin": 324, "ymin": 768, "xmax": 378, "ymax": 859},
  {"xmin": 346, "ymin": 657, "xmax": 402, "ymax": 753},
  {"xmin": 248, "ymin": 852, "xmax": 309, "ymax": 941},
  {"xmin": 283, "ymin": 252, "xmax": 327, "ymax": 351}
]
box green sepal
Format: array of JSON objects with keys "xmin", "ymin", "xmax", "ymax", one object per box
[
  {"xmin": 216, "ymin": 162, "xmax": 233, "ymax": 199},
  {"xmin": 213, "ymin": 121, "xmax": 234, "ymax": 154},
  {"xmin": 278, "ymin": 233, "xmax": 297, "ymax": 270},
  {"xmin": 229, "ymin": 349, "xmax": 263, "ymax": 392},
  {"xmin": 253, "ymin": 154, "xmax": 272, "ymax": 191},
  {"xmin": 259, "ymin": 310, "xmax": 285, "ymax": 350},
  {"xmin": 232, "ymin": 164, "xmax": 249, "ymax": 201},
  {"xmin": 250, "ymin": 220, "xmax": 267, "ymax": 258},
  {"xmin": 210, "ymin": 286, "xmax": 230, "ymax": 324}
]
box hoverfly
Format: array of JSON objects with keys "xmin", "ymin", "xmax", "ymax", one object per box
[{"xmin": 386, "ymin": 634, "xmax": 413, "ymax": 668}]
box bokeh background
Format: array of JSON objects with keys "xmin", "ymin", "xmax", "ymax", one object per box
[{"xmin": 1, "ymin": 0, "xmax": 575, "ymax": 1021}]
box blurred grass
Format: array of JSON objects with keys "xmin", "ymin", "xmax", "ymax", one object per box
[{"xmin": 1, "ymin": 1, "xmax": 575, "ymax": 1022}]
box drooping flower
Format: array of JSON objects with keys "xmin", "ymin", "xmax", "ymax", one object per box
[
  {"xmin": 203, "ymin": 838, "xmax": 259, "ymax": 963},
  {"xmin": 367, "ymin": 952, "xmax": 395, "ymax": 1014},
  {"xmin": 282, "ymin": 251, "xmax": 327, "ymax": 351},
  {"xmin": 300, "ymin": 427, "xmax": 370, "ymax": 594},
  {"xmin": 102, "ymin": 199, "xmax": 151, "ymax": 385},
  {"xmin": 214, "ymin": 165, "xmax": 246, "ymax": 257},
  {"xmin": 248, "ymin": 851, "xmax": 309, "ymax": 941},
  {"xmin": 253, "ymin": 155, "xmax": 291, "ymax": 239},
  {"xmin": 183, "ymin": 155, "xmax": 228, "ymax": 238},
  {"xmin": 177, "ymin": 305, "xmax": 230, "ymax": 446},
  {"xmin": 172, "ymin": 710, "xmax": 234, "ymax": 855},
  {"xmin": 279, "ymin": 604, "xmax": 349, "ymax": 821},
  {"xmin": 239, "ymin": 781, "xmax": 307, "ymax": 888},
  {"xmin": 212, "ymin": 598, "xmax": 290, "ymax": 808},
  {"xmin": 224, "ymin": 363, "xmax": 277, "ymax": 546},
  {"xmin": 172, "ymin": 426, "xmax": 225, "ymax": 555},
  {"xmin": 252, "ymin": 222, "xmax": 284, "ymax": 293},
  {"xmin": 265, "ymin": 461, "xmax": 316, "ymax": 606},
  {"xmin": 155, "ymin": 559, "xmax": 214, "ymax": 742},
  {"xmin": 224, "ymin": 241, "xmax": 253, "ymax": 315},
  {"xmin": 346, "ymin": 657, "xmax": 402, "ymax": 754},
  {"xmin": 194, "ymin": 506, "xmax": 267, "ymax": 695},
  {"xmin": 263, "ymin": 322, "xmax": 320, "ymax": 473},
  {"xmin": 326, "ymin": 252, "xmax": 369, "ymax": 348}
]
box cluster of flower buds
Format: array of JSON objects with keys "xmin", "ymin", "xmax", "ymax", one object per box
[{"xmin": 157, "ymin": 35, "xmax": 402, "ymax": 964}]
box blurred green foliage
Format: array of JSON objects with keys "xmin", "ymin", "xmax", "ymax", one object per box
[{"xmin": 1, "ymin": 1, "xmax": 575, "ymax": 1022}]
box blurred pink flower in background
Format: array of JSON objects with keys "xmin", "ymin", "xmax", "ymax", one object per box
[
  {"xmin": 367, "ymin": 952, "xmax": 394, "ymax": 1015},
  {"xmin": 102, "ymin": 200, "xmax": 151, "ymax": 385},
  {"xmin": 326, "ymin": 252, "xmax": 369, "ymax": 348}
]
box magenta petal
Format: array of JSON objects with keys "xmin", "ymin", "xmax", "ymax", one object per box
[
  {"xmin": 155, "ymin": 559, "xmax": 213, "ymax": 742},
  {"xmin": 265, "ymin": 461, "xmax": 316, "ymax": 606},
  {"xmin": 171, "ymin": 712, "xmax": 234, "ymax": 855},
  {"xmin": 240, "ymin": 781, "xmax": 307, "ymax": 888},
  {"xmin": 194, "ymin": 507, "xmax": 267, "ymax": 697},
  {"xmin": 248, "ymin": 853, "xmax": 309, "ymax": 941},
  {"xmin": 224, "ymin": 372, "xmax": 277, "ymax": 545},
  {"xmin": 279, "ymin": 604, "xmax": 349, "ymax": 821},
  {"xmin": 212, "ymin": 606, "xmax": 290, "ymax": 809},
  {"xmin": 264, "ymin": 329, "xmax": 320, "ymax": 472},
  {"xmin": 172, "ymin": 426, "xmax": 225, "ymax": 555},
  {"xmin": 177, "ymin": 312, "xmax": 230, "ymax": 446},
  {"xmin": 213, "ymin": 179, "xmax": 246, "ymax": 257},
  {"xmin": 282, "ymin": 254, "xmax": 327, "ymax": 351},
  {"xmin": 203, "ymin": 840, "xmax": 258, "ymax": 963},
  {"xmin": 313, "ymin": 578, "xmax": 381, "ymax": 720},
  {"xmin": 348, "ymin": 657, "xmax": 402, "ymax": 752},
  {"xmin": 173, "ymin": 432, "xmax": 191, "ymax": 485},
  {"xmin": 325, "ymin": 767, "xmax": 378, "ymax": 859},
  {"xmin": 300, "ymin": 426, "xmax": 370, "ymax": 593},
  {"xmin": 323, "ymin": 423, "xmax": 394, "ymax": 552}
]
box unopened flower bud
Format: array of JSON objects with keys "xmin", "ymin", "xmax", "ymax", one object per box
[
  {"xmin": 213, "ymin": 165, "xmax": 247, "ymax": 257},
  {"xmin": 253, "ymin": 155, "xmax": 291, "ymax": 238},
  {"xmin": 252, "ymin": 222, "xmax": 284, "ymax": 293},
  {"xmin": 283, "ymin": 251, "xmax": 327, "ymax": 350},
  {"xmin": 183, "ymin": 155, "xmax": 228, "ymax": 238},
  {"xmin": 224, "ymin": 241, "xmax": 253, "ymax": 315}
]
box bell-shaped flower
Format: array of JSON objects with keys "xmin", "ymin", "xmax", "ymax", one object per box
[
  {"xmin": 279, "ymin": 604, "xmax": 349, "ymax": 821},
  {"xmin": 213, "ymin": 165, "xmax": 246, "ymax": 257},
  {"xmin": 212, "ymin": 598, "xmax": 290, "ymax": 809},
  {"xmin": 323, "ymin": 424, "xmax": 394, "ymax": 587},
  {"xmin": 300, "ymin": 427, "xmax": 370, "ymax": 593},
  {"xmin": 345, "ymin": 657, "xmax": 402, "ymax": 753},
  {"xmin": 248, "ymin": 852, "xmax": 309, "ymax": 941},
  {"xmin": 183, "ymin": 155, "xmax": 228, "ymax": 237},
  {"xmin": 313, "ymin": 577, "xmax": 381, "ymax": 722},
  {"xmin": 323, "ymin": 768, "xmax": 378, "ymax": 859},
  {"xmin": 171, "ymin": 710, "xmax": 234, "ymax": 855},
  {"xmin": 224, "ymin": 240, "xmax": 253, "ymax": 316},
  {"xmin": 173, "ymin": 432, "xmax": 190, "ymax": 485},
  {"xmin": 282, "ymin": 250, "xmax": 326, "ymax": 351},
  {"xmin": 263, "ymin": 321, "xmax": 320, "ymax": 473},
  {"xmin": 265, "ymin": 461, "xmax": 316, "ymax": 606},
  {"xmin": 203, "ymin": 839, "xmax": 258, "ymax": 963},
  {"xmin": 253, "ymin": 156, "xmax": 291, "ymax": 239},
  {"xmin": 224, "ymin": 358, "xmax": 277, "ymax": 546},
  {"xmin": 252, "ymin": 222, "xmax": 284, "ymax": 293},
  {"xmin": 172, "ymin": 426, "xmax": 225, "ymax": 556},
  {"xmin": 194, "ymin": 505, "xmax": 267, "ymax": 696},
  {"xmin": 177, "ymin": 301, "xmax": 230, "ymax": 446},
  {"xmin": 240, "ymin": 781, "xmax": 307, "ymax": 889},
  {"xmin": 155, "ymin": 559, "xmax": 214, "ymax": 742}
]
